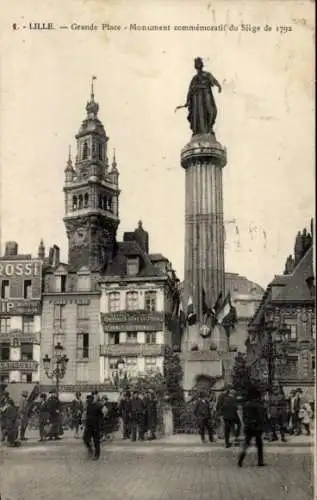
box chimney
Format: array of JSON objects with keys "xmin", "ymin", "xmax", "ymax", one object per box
[
  {"xmin": 134, "ymin": 221, "xmax": 149, "ymax": 254},
  {"xmin": 4, "ymin": 241, "xmax": 18, "ymax": 257},
  {"xmin": 294, "ymin": 231, "xmax": 303, "ymax": 265},
  {"xmin": 52, "ymin": 245, "xmax": 60, "ymax": 267}
]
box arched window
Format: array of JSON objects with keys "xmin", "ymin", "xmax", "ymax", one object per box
[
  {"xmin": 92, "ymin": 141, "xmax": 96, "ymax": 159},
  {"xmin": 103, "ymin": 196, "xmax": 108, "ymax": 210},
  {"xmin": 98, "ymin": 143, "xmax": 103, "ymax": 161},
  {"xmin": 84, "ymin": 193, "xmax": 89, "ymax": 208},
  {"xmin": 78, "ymin": 194, "xmax": 83, "ymax": 209},
  {"xmin": 82, "ymin": 141, "xmax": 88, "ymax": 160},
  {"xmin": 72, "ymin": 196, "xmax": 77, "ymax": 210},
  {"xmin": 107, "ymin": 198, "xmax": 112, "ymax": 212},
  {"xmin": 98, "ymin": 195, "xmax": 103, "ymax": 209}
]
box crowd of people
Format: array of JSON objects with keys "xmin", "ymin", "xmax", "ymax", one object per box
[
  {"xmin": 0, "ymin": 383, "xmax": 313, "ymax": 465},
  {"xmin": 193, "ymin": 384, "xmax": 313, "ymax": 466}
]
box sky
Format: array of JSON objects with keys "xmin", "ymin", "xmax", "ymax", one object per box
[{"xmin": 0, "ymin": 0, "xmax": 315, "ymax": 289}]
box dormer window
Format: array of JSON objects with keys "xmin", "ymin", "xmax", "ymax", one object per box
[{"xmin": 127, "ymin": 258, "xmax": 139, "ymax": 276}]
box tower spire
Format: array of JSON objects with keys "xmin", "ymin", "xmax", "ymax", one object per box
[
  {"xmin": 112, "ymin": 148, "xmax": 117, "ymax": 169},
  {"xmin": 91, "ymin": 75, "xmax": 97, "ymax": 100},
  {"xmin": 67, "ymin": 145, "xmax": 72, "ymax": 166}
]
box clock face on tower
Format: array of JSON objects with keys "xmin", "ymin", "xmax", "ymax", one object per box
[{"xmin": 70, "ymin": 228, "xmax": 88, "ymax": 247}]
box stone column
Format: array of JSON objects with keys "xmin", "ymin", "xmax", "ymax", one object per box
[{"xmin": 181, "ymin": 133, "xmax": 227, "ymax": 325}]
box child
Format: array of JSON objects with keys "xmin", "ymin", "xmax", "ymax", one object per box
[{"xmin": 300, "ymin": 402, "xmax": 312, "ymax": 435}]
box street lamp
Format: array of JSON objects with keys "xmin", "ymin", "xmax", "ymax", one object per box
[{"xmin": 42, "ymin": 342, "xmax": 69, "ymax": 397}]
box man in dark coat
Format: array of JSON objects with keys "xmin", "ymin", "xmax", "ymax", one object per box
[
  {"xmin": 194, "ymin": 392, "xmax": 214, "ymax": 443},
  {"xmin": 130, "ymin": 391, "xmax": 145, "ymax": 441},
  {"xmin": 71, "ymin": 392, "xmax": 84, "ymax": 439},
  {"xmin": 4, "ymin": 398, "xmax": 21, "ymax": 447},
  {"xmin": 46, "ymin": 390, "xmax": 61, "ymax": 440},
  {"xmin": 38, "ymin": 393, "xmax": 49, "ymax": 441},
  {"xmin": 144, "ymin": 391, "xmax": 158, "ymax": 440},
  {"xmin": 18, "ymin": 391, "xmax": 29, "ymax": 441},
  {"xmin": 83, "ymin": 392, "xmax": 105, "ymax": 460},
  {"xmin": 119, "ymin": 391, "xmax": 132, "ymax": 439},
  {"xmin": 238, "ymin": 386, "xmax": 266, "ymax": 467},
  {"xmin": 218, "ymin": 388, "xmax": 241, "ymax": 447}
]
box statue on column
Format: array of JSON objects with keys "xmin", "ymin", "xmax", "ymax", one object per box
[{"xmin": 176, "ymin": 57, "xmax": 222, "ymax": 135}]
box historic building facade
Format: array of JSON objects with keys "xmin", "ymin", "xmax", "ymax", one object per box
[
  {"xmin": 246, "ymin": 223, "xmax": 315, "ymax": 399},
  {"xmin": 40, "ymin": 83, "xmax": 179, "ymax": 391},
  {"xmin": 41, "ymin": 83, "xmax": 120, "ymax": 390},
  {"xmin": 100, "ymin": 224, "xmax": 179, "ymax": 384},
  {"xmin": 0, "ymin": 241, "xmax": 43, "ymax": 384}
]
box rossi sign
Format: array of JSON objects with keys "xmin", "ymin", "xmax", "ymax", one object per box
[{"xmin": 0, "ymin": 260, "xmax": 42, "ymax": 277}]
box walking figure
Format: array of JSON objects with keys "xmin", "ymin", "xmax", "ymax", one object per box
[{"xmin": 238, "ymin": 386, "xmax": 266, "ymax": 468}]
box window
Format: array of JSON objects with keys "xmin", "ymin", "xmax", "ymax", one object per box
[
  {"xmin": 98, "ymin": 195, "xmax": 103, "ymax": 209},
  {"xmin": 98, "ymin": 143, "xmax": 103, "ymax": 160},
  {"xmin": 289, "ymin": 325, "xmax": 297, "ymax": 341},
  {"xmin": 1, "ymin": 280, "xmax": 10, "ymax": 299},
  {"xmin": 61, "ymin": 275, "xmax": 66, "ymax": 293},
  {"xmin": 312, "ymin": 322, "xmax": 316, "ymax": 340},
  {"xmin": 0, "ymin": 343, "xmax": 10, "ymax": 361},
  {"xmin": 126, "ymin": 332, "xmax": 138, "ymax": 344},
  {"xmin": 145, "ymin": 332, "xmax": 156, "ymax": 345},
  {"xmin": 0, "ymin": 317, "xmax": 11, "ymax": 333},
  {"xmin": 77, "ymin": 333, "xmax": 89, "ymax": 360},
  {"xmin": 23, "ymin": 280, "xmax": 32, "ymax": 299},
  {"xmin": 145, "ymin": 291, "xmax": 157, "ymax": 312},
  {"xmin": 84, "ymin": 193, "xmax": 89, "ymax": 208},
  {"xmin": 127, "ymin": 259, "xmax": 139, "ymax": 276},
  {"xmin": 108, "ymin": 292, "xmax": 120, "ymax": 312},
  {"xmin": 72, "ymin": 196, "xmax": 77, "ymax": 210},
  {"xmin": 78, "ymin": 194, "xmax": 83, "ymax": 209},
  {"xmin": 288, "ymin": 357, "xmax": 298, "ymax": 375},
  {"xmin": 82, "ymin": 141, "xmax": 88, "ymax": 160},
  {"xmin": 77, "ymin": 304, "xmax": 89, "ymax": 320},
  {"xmin": 107, "ymin": 198, "xmax": 112, "ymax": 212},
  {"xmin": 53, "ymin": 333, "xmax": 64, "ymax": 347},
  {"xmin": 126, "ymin": 358, "xmax": 137, "ymax": 375},
  {"xmin": 145, "ymin": 357, "xmax": 156, "ymax": 371},
  {"xmin": 54, "ymin": 304, "xmax": 66, "ymax": 330},
  {"xmin": 21, "ymin": 373, "xmax": 33, "ymax": 383},
  {"xmin": 22, "ymin": 316, "xmax": 34, "ymax": 333},
  {"xmin": 312, "ymin": 357, "xmax": 315, "ymax": 377},
  {"xmin": 108, "ymin": 333, "xmax": 120, "ymax": 345},
  {"xmin": 21, "ymin": 343, "xmax": 33, "ymax": 361},
  {"xmin": 126, "ymin": 291, "xmax": 138, "ymax": 310},
  {"xmin": 109, "ymin": 358, "xmax": 119, "ymax": 370}
]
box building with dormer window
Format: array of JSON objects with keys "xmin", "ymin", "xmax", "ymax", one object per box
[
  {"xmin": 100, "ymin": 221, "xmax": 179, "ymax": 384},
  {"xmin": 40, "ymin": 81, "xmax": 179, "ymax": 392},
  {"xmin": 246, "ymin": 221, "xmax": 315, "ymax": 400}
]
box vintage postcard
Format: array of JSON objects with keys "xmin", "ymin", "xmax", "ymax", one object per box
[{"xmin": 0, "ymin": 0, "xmax": 315, "ymax": 499}]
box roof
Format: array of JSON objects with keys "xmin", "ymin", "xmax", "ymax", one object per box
[
  {"xmin": 273, "ymin": 246, "xmax": 314, "ymax": 303},
  {"xmin": 104, "ymin": 241, "xmax": 165, "ymax": 278},
  {"xmin": 149, "ymin": 253, "xmax": 169, "ymax": 263}
]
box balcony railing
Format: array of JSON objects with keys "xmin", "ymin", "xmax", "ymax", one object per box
[
  {"xmin": 101, "ymin": 310, "xmax": 164, "ymax": 332},
  {"xmin": 100, "ymin": 343, "xmax": 165, "ymax": 357},
  {"xmin": 0, "ymin": 360, "xmax": 39, "ymax": 371},
  {"xmin": 0, "ymin": 330, "xmax": 40, "ymax": 344}
]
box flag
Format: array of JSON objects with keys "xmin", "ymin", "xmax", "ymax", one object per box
[
  {"xmin": 216, "ymin": 293, "xmax": 231, "ymax": 324},
  {"xmin": 217, "ymin": 292, "xmax": 238, "ymax": 337},
  {"xmin": 202, "ymin": 288, "xmax": 212, "ymax": 316},
  {"xmin": 186, "ymin": 296, "xmax": 197, "ymax": 325},
  {"xmin": 209, "ymin": 291, "xmax": 223, "ymax": 329},
  {"xmin": 178, "ymin": 300, "xmax": 186, "ymax": 330}
]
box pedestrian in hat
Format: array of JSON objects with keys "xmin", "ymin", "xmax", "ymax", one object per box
[
  {"xmin": 71, "ymin": 392, "xmax": 84, "ymax": 439},
  {"xmin": 18, "ymin": 391, "xmax": 29, "ymax": 441},
  {"xmin": 83, "ymin": 392, "xmax": 104, "ymax": 460},
  {"xmin": 238, "ymin": 386, "xmax": 266, "ymax": 468}
]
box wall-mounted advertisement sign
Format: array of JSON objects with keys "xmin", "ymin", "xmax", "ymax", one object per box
[{"xmin": 0, "ymin": 300, "xmax": 41, "ymax": 315}]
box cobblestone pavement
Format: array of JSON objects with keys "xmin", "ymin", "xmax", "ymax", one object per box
[{"xmin": 0, "ymin": 440, "xmax": 313, "ymax": 500}]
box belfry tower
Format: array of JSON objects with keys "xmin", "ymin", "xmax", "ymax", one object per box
[{"xmin": 63, "ymin": 79, "xmax": 120, "ymax": 271}]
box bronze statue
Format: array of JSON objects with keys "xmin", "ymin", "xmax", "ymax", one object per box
[{"xmin": 176, "ymin": 57, "xmax": 222, "ymax": 135}]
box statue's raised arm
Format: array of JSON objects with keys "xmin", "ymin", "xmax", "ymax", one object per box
[{"xmin": 178, "ymin": 57, "xmax": 222, "ymax": 136}]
